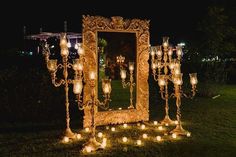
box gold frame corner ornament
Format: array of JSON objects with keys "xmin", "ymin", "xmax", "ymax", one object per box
[{"xmin": 82, "ymin": 15, "xmax": 150, "ymax": 127}]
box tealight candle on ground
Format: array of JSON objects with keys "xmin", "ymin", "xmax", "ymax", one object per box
[
  {"xmin": 172, "ymin": 133, "xmax": 177, "ymax": 139},
  {"xmin": 142, "ymin": 134, "xmax": 148, "ymax": 139},
  {"xmin": 141, "ymin": 124, "xmax": 145, "ymax": 130},
  {"xmin": 85, "ymin": 127, "xmax": 90, "ymax": 132},
  {"xmin": 76, "ymin": 134, "xmax": 82, "ymax": 139},
  {"xmin": 122, "ymin": 137, "xmax": 128, "ymax": 143},
  {"xmin": 158, "ymin": 126, "xmax": 163, "ymax": 131},
  {"xmin": 63, "ymin": 136, "xmax": 69, "ymax": 143},
  {"xmin": 111, "ymin": 127, "xmax": 115, "ymax": 132},
  {"xmin": 118, "ymin": 107, "xmax": 122, "ymax": 110},
  {"xmin": 156, "ymin": 136, "xmax": 162, "ymax": 141},
  {"xmin": 154, "ymin": 121, "xmax": 158, "ymax": 125},
  {"xmin": 85, "ymin": 146, "xmax": 92, "ymax": 153},
  {"xmin": 165, "ymin": 123, "xmax": 169, "ymax": 126},
  {"xmin": 187, "ymin": 132, "xmax": 191, "ymax": 137},
  {"xmin": 137, "ymin": 140, "xmax": 142, "ymax": 145},
  {"xmin": 98, "ymin": 132, "xmax": 103, "ymax": 138},
  {"xmin": 106, "ymin": 126, "xmax": 109, "ymax": 130}
]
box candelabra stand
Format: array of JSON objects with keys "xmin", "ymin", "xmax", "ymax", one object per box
[
  {"xmin": 170, "ymin": 73, "xmax": 198, "ymax": 136},
  {"xmin": 150, "ymin": 37, "xmax": 181, "ymax": 125},
  {"xmin": 43, "ymin": 33, "xmax": 84, "ymax": 139},
  {"xmin": 74, "ymin": 72, "xmax": 111, "ymax": 152},
  {"xmin": 120, "ymin": 62, "xmax": 135, "ymax": 109}
]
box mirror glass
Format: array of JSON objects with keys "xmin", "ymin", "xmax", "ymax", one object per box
[{"xmin": 97, "ymin": 32, "xmax": 136, "ymax": 111}]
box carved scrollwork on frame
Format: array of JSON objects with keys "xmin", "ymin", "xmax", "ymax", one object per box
[{"xmin": 82, "ymin": 15, "xmax": 150, "ymax": 127}]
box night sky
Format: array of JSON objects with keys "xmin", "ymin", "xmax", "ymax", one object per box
[{"xmin": 0, "ymin": 0, "xmax": 233, "ymax": 50}]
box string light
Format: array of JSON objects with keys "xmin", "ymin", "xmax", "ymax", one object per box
[
  {"xmin": 165, "ymin": 123, "xmax": 169, "ymax": 126},
  {"xmin": 141, "ymin": 124, "xmax": 145, "ymax": 130},
  {"xmin": 154, "ymin": 121, "xmax": 158, "ymax": 125},
  {"xmin": 123, "ymin": 123, "xmax": 128, "ymax": 128},
  {"xmin": 118, "ymin": 107, "xmax": 122, "ymax": 110},
  {"xmin": 174, "ymin": 120, "xmax": 178, "ymax": 125},
  {"xmin": 106, "ymin": 126, "xmax": 109, "ymax": 130}
]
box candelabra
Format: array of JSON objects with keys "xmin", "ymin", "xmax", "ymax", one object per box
[
  {"xmin": 43, "ymin": 33, "xmax": 84, "ymax": 139},
  {"xmin": 151, "ymin": 37, "xmax": 198, "ymax": 132},
  {"xmin": 150, "ymin": 37, "xmax": 179, "ymax": 125},
  {"xmin": 74, "ymin": 71, "xmax": 111, "ymax": 152},
  {"xmin": 120, "ymin": 62, "xmax": 135, "ymax": 109},
  {"xmin": 170, "ymin": 72, "xmax": 197, "ymax": 136},
  {"xmin": 116, "ymin": 55, "xmax": 125, "ymax": 68}
]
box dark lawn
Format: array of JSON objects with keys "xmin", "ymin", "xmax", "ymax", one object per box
[{"xmin": 0, "ymin": 84, "xmax": 236, "ymax": 157}]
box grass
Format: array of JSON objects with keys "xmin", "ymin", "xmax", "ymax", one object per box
[{"xmin": 0, "ymin": 84, "xmax": 236, "ymax": 157}]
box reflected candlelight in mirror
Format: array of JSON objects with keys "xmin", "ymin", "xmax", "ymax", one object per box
[
  {"xmin": 120, "ymin": 69, "xmax": 127, "ymax": 79},
  {"xmin": 129, "ymin": 62, "xmax": 134, "ymax": 72}
]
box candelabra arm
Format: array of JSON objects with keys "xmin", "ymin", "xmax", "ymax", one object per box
[
  {"xmin": 50, "ymin": 72, "xmax": 65, "ymax": 87},
  {"xmin": 159, "ymin": 90, "xmax": 166, "ymax": 100},
  {"xmin": 121, "ymin": 79, "xmax": 130, "ymax": 88}
]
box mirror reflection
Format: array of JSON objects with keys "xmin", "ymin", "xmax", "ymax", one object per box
[{"xmin": 97, "ymin": 32, "xmax": 136, "ymax": 111}]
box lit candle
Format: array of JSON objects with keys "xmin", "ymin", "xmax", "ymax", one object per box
[
  {"xmin": 141, "ymin": 124, "xmax": 145, "ymax": 130},
  {"xmin": 122, "ymin": 137, "xmax": 128, "ymax": 143},
  {"xmin": 187, "ymin": 132, "xmax": 191, "ymax": 137},
  {"xmin": 172, "ymin": 133, "xmax": 177, "ymax": 139},
  {"xmin": 137, "ymin": 140, "xmax": 142, "ymax": 145},
  {"xmin": 85, "ymin": 127, "xmax": 89, "ymax": 132},
  {"xmin": 156, "ymin": 136, "xmax": 162, "ymax": 141},
  {"xmin": 77, "ymin": 43, "xmax": 84, "ymax": 55},
  {"xmin": 158, "ymin": 126, "xmax": 163, "ymax": 131},
  {"xmin": 154, "ymin": 121, "xmax": 158, "ymax": 125},
  {"xmin": 168, "ymin": 47, "xmax": 173, "ymax": 56},
  {"xmin": 63, "ymin": 136, "xmax": 69, "ymax": 143},
  {"xmin": 76, "ymin": 134, "xmax": 82, "ymax": 139},
  {"xmin": 120, "ymin": 69, "xmax": 127, "ymax": 79},
  {"xmin": 162, "ymin": 36, "xmax": 169, "ymax": 47},
  {"xmin": 73, "ymin": 79, "xmax": 83, "ymax": 94},
  {"xmin": 104, "ymin": 84, "xmax": 110, "ymax": 94},
  {"xmin": 111, "ymin": 127, "xmax": 115, "ymax": 132},
  {"xmin": 176, "ymin": 46, "xmax": 182, "ymax": 56},
  {"xmin": 98, "ymin": 132, "xmax": 103, "ymax": 138},
  {"xmin": 142, "ymin": 134, "xmax": 148, "ymax": 139}
]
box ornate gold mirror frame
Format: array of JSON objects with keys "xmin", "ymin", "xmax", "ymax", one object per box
[{"xmin": 82, "ymin": 15, "xmax": 150, "ymax": 127}]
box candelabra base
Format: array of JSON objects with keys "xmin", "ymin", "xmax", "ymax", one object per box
[
  {"xmin": 128, "ymin": 105, "xmax": 134, "ymax": 109},
  {"xmin": 64, "ymin": 128, "xmax": 76, "ymax": 139},
  {"xmin": 170, "ymin": 124, "xmax": 190, "ymax": 136},
  {"xmin": 160, "ymin": 115, "xmax": 175, "ymax": 126},
  {"xmin": 82, "ymin": 137, "xmax": 103, "ymax": 153}
]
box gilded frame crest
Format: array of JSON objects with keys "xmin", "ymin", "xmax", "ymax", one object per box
[{"xmin": 82, "ymin": 15, "xmax": 150, "ymax": 127}]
